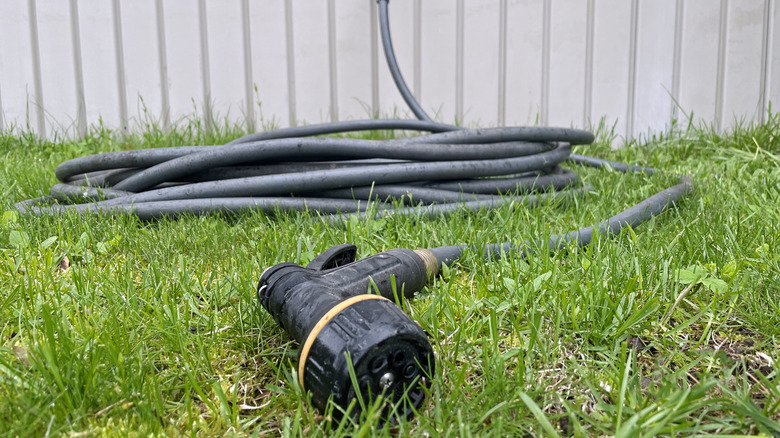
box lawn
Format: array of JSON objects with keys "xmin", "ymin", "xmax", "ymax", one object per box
[{"xmin": 0, "ymin": 115, "xmax": 778, "ymax": 437}]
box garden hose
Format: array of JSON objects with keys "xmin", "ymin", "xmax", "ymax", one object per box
[{"xmin": 16, "ymin": 0, "xmax": 693, "ymax": 422}]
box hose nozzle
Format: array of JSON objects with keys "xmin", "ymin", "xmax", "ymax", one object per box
[{"xmin": 257, "ymin": 244, "xmax": 436, "ymax": 420}]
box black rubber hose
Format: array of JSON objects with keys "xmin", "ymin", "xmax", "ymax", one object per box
[
  {"xmin": 377, "ymin": 0, "xmax": 434, "ymax": 123},
  {"xmin": 429, "ymin": 175, "xmax": 693, "ymax": 265},
  {"xmin": 17, "ymin": 0, "xmax": 693, "ymax": 269}
]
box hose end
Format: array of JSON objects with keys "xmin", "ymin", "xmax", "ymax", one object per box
[{"xmin": 413, "ymin": 248, "xmax": 440, "ymax": 278}]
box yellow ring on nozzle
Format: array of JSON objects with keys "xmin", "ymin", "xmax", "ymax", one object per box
[{"xmin": 298, "ymin": 294, "xmax": 391, "ymax": 391}]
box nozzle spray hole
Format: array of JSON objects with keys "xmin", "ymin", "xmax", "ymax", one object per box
[
  {"xmin": 370, "ymin": 356, "xmax": 388, "ymax": 374},
  {"xmin": 392, "ymin": 351, "xmax": 406, "ymax": 366},
  {"xmin": 403, "ymin": 364, "xmax": 417, "ymax": 379},
  {"xmin": 358, "ymin": 377, "xmax": 373, "ymax": 399}
]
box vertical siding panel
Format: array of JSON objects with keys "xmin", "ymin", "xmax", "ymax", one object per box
[
  {"xmin": 69, "ymin": 0, "xmax": 87, "ymax": 136},
  {"xmin": 591, "ymin": 0, "xmax": 632, "ymax": 137},
  {"xmin": 155, "ymin": 0, "xmax": 170, "ymax": 128},
  {"xmin": 583, "ymin": 0, "xmax": 595, "ymax": 127},
  {"xmin": 335, "ymin": 0, "xmax": 372, "ymax": 120},
  {"xmin": 548, "ymin": 0, "xmax": 587, "ymax": 129},
  {"xmin": 679, "ymin": 0, "xmax": 719, "ymax": 125},
  {"xmin": 420, "ymin": 0, "xmax": 456, "ymax": 123},
  {"xmin": 112, "ymin": 0, "xmax": 128, "ymax": 131},
  {"xmin": 207, "ymin": 0, "xmax": 244, "ymax": 129},
  {"xmin": 772, "ymin": 0, "xmax": 780, "ymax": 108},
  {"xmin": 625, "ymin": 0, "xmax": 639, "ymax": 139},
  {"xmin": 241, "ymin": 0, "xmax": 255, "ymax": 132},
  {"xmin": 28, "ymin": 0, "xmax": 46, "ymax": 136},
  {"xmin": 164, "ymin": 1, "xmax": 203, "ymax": 126},
  {"xmin": 0, "ymin": 2, "xmax": 34, "ymax": 131},
  {"xmin": 370, "ymin": 0, "xmax": 379, "ymax": 117},
  {"xmin": 540, "ymin": 0, "xmax": 551, "ymax": 125},
  {"xmin": 197, "ymin": 0, "xmax": 212, "ymax": 132},
  {"xmin": 79, "ymin": 0, "xmax": 121, "ymax": 130},
  {"xmin": 378, "ymin": 1, "xmax": 414, "ymax": 119},
  {"xmin": 414, "ymin": 0, "xmax": 422, "ymax": 100},
  {"xmin": 249, "ymin": 0, "xmax": 287, "ymax": 129},
  {"xmin": 118, "ymin": 0, "xmax": 161, "ymax": 128},
  {"xmin": 497, "ymin": 0, "xmax": 507, "ymax": 125},
  {"xmin": 671, "ymin": 0, "xmax": 685, "ymax": 122},
  {"xmin": 327, "ymin": 0, "xmax": 339, "ymax": 122},
  {"xmin": 723, "ymin": 1, "xmax": 764, "ymax": 124},
  {"xmin": 33, "ymin": 0, "xmax": 75, "ymax": 136},
  {"xmin": 634, "ymin": 0, "xmax": 676, "ymax": 137},
  {"xmin": 759, "ymin": 0, "xmax": 774, "ymax": 123},
  {"xmin": 292, "ymin": 1, "xmax": 329, "ymax": 123},
  {"xmin": 455, "ymin": 0, "xmax": 464, "ymax": 123},
  {"xmin": 505, "ymin": 0, "xmax": 543, "ymax": 126},
  {"xmin": 714, "ymin": 0, "xmax": 729, "ymax": 130},
  {"xmin": 464, "ymin": 0, "xmax": 499, "ymax": 125},
  {"xmin": 284, "ymin": 0, "xmax": 297, "ymax": 126}
]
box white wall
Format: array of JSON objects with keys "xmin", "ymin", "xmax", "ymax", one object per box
[{"xmin": 0, "ymin": 0, "xmax": 777, "ymax": 139}]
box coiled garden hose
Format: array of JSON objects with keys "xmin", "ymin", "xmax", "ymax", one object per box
[{"xmin": 17, "ymin": 0, "xmax": 693, "ymax": 421}]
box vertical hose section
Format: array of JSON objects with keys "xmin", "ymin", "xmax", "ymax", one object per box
[
  {"xmin": 377, "ymin": 0, "xmax": 434, "ymax": 123},
  {"xmin": 16, "ymin": 0, "xmax": 693, "ymax": 268}
]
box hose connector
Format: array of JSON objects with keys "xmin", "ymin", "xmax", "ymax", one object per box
[{"xmin": 414, "ymin": 248, "xmax": 440, "ymax": 279}]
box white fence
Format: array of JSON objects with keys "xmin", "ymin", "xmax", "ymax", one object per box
[{"xmin": 0, "ymin": 0, "xmax": 777, "ymax": 140}]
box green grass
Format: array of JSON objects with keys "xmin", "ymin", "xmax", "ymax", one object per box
[{"xmin": 0, "ymin": 114, "xmax": 778, "ymax": 437}]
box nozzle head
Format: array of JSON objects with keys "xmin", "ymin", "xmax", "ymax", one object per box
[{"xmin": 303, "ymin": 297, "xmax": 434, "ymax": 421}]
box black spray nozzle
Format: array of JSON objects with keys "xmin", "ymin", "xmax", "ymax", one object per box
[{"xmin": 257, "ymin": 244, "xmax": 439, "ymax": 420}]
